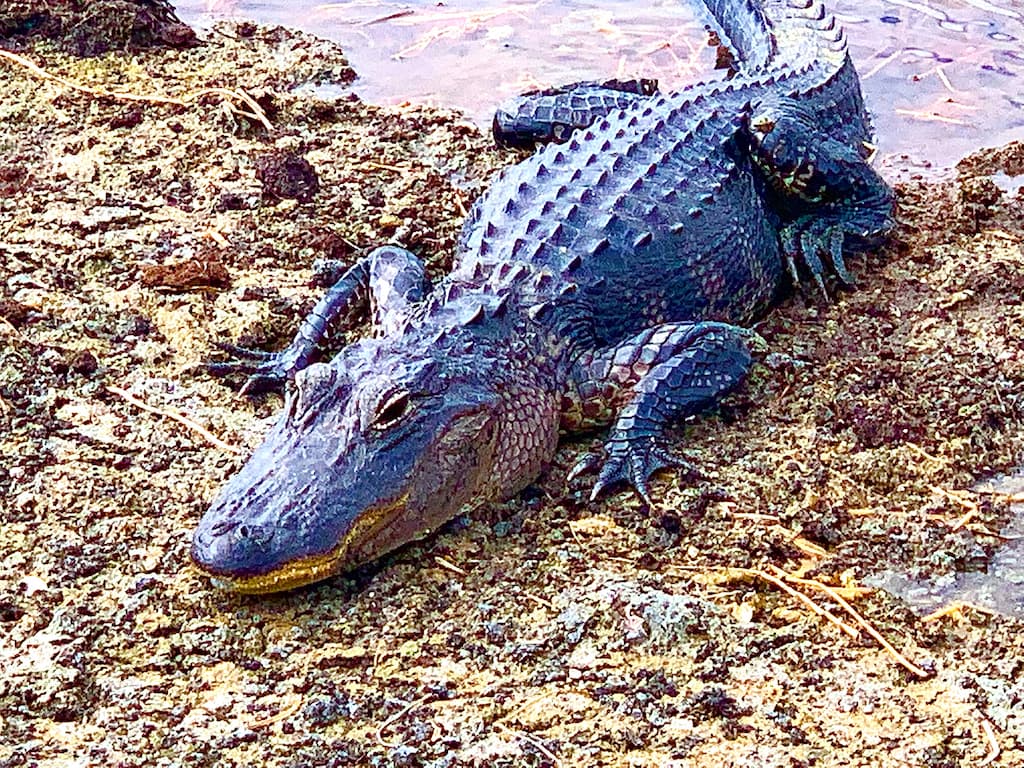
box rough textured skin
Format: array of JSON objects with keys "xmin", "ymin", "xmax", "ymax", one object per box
[{"xmin": 191, "ymin": 0, "xmax": 894, "ymax": 592}]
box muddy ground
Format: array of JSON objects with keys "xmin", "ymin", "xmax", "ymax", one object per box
[{"xmin": 1, "ymin": 20, "xmax": 1023, "ymax": 768}]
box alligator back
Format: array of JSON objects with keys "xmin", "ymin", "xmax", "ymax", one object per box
[{"xmin": 452, "ymin": 0, "xmax": 874, "ymax": 342}]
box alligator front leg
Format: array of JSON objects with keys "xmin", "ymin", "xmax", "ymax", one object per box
[
  {"xmin": 492, "ymin": 78, "xmax": 659, "ymax": 149},
  {"xmin": 565, "ymin": 321, "xmax": 757, "ymax": 504},
  {"xmin": 746, "ymin": 96, "xmax": 894, "ymax": 299},
  {"xmin": 208, "ymin": 245, "xmax": 428, "ymax": 394}
]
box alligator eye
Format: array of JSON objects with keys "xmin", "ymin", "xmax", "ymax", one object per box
[{"xmin": 373, "ymin": 391, "xmax": 410, "ymax": 429}]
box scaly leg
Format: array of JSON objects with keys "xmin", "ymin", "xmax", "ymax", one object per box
[
  {"xmin": 745, "ymin": 96, "xmax": 894, "ymax": 299},
  {"xmin": 492, "ymin": 78, "xmax": 659, "ymax": 149},
  {"xmin": 565, "ymin": 321, "xmax": 758, "ymax": 504},
  {"xmin": 208, "ymin": 246, "xmax": 428, "ymax": 394}
]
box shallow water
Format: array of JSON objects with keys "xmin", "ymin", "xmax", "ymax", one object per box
[
  {"xmin": 175, "ymin": 0, "xmax": 1024, "ymax": 177},
  {"xmin": 869, "ymin": 476, "xmax": 1024, "ymax": 619}
]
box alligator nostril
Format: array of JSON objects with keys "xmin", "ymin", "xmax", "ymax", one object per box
[{"xmin": 234, "ymin": 523, "xmax": 272, "ymax": 548}]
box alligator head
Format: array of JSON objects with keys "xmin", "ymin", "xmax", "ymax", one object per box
[{"xmin": 191, "ymin": 331, "xmax": 559, "ymax": 593}]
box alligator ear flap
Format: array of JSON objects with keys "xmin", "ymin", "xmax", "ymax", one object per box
[{"xmin": 419, "ymin": 405, "xmax": 499, "ymax": 505}]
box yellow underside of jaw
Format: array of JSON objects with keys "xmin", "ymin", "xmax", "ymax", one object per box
[{"xmin": 202, "ymin": 495, "xmax": 410, "ymax": 594}]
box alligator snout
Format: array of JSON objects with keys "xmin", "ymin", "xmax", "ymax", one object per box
[{"xmin": 191, "ymin": 515, "xmax": 276, "ymax": 576}]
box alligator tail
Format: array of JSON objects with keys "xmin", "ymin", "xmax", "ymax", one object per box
[{"xmin": 699, "ymin": 0, "xmax": 777, "ymax": 72}]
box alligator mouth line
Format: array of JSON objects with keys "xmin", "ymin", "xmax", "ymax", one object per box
[{"xmin": 198, "ymin": 495, "xmax": 409, "ymax": 594}]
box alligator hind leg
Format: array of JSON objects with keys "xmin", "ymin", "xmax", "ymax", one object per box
[
  {"xmin": 746, "ymin": 97, "xmax": 894, "ymax": 298},
  {"xmin": 565, "ymin": 321, "xmax": 758, "ymax": 504},
  {"xmin": 208, "ymin": 245, "xmax": 427, "ymax": 394},
  {"xmin": 492, "ymin": 78, "xmax": 659, "ymax": 149}
]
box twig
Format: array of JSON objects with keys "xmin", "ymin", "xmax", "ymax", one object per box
[
  {"xmin": 772, "ymin": 566, "xmax": 932, "ymax": 679},
  {"xmin": 861, "ymin": 49, "xmax": 900, "ymax": 80},
  {"xmin": 904, "ymin": 441, "xmax": 943, "ymax": 464},
  {"xmin": 0, "ymin": 49, "xmax": 273, "ymax": 131},
  {"xmin": 376, "ymin": 693, "xmax": 432, "ymax": 748},
  {"xmin": 934, "ymin": 66, "xmax": 957, "ymax": 95},
  {"xmin": 107, "ymin": 386, "xmax": 241, "ymax": 454},
  {"xmin": 735, "ymin": 567, "xmax": 860, "ymax": 639},
  {"xmin": 494, "ymin": 722, "xmax": 561, "ymax": 766},
  {"xmin": 919, "ymin": 600, "xmax": 997, "ymax": 623},
  {"xmin": 247, "ymin": 695, "xmax": 304, "ymax": 730},
  {"xmin": 365, "ymin": 160, "xmax": 411, "ymax": 173},
  {"xmin": 978, "ymin": 718, "xmax": 1001, "ymax": 767},
  {"xmin": 361, "ymin": 10, "xmax": 416, "ymax": 26},
  {"xmin": 433, "ymin": 555, "xmax": 467, "ymax": 576},
  {"xmin": 893, "ymin": 108, "xmax": 968, "ymax": 126},
  {"xmin": 522, "ymin": 591, "xmax": 555, "ymax": 610},
  {"xmin": 931, "ymin": 485, "xmax": 980, "ymax": 531}
]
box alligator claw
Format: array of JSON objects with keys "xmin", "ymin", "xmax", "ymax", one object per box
[
  {"xmin": 781, "ymin": 219, "xmax": 859, "ymax": 302},
  {"xmin": 206, "ymin": 341, "xmax": 304, "ymax": 395},
  {"xmin": 212, "ymin": 341, "xmax": 276, "ymax": 361},
  {"xmin": 570, "ymin": 436, "xmax": 698, "ymax": 505}
]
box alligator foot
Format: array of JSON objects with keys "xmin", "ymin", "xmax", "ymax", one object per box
[
  {"xmin": 207, "ymin": 246, "xmax": 428, "ymax": 395},
  {"xmin": 565, "ymin": 321, "xmax": 755, "ymax": 504},
  {"xmin": 780, "ymin": 220, "xmax": 848, "ymax": 301},
  {"xmin": 746, "ymin": 96, "xmax": 894, "ymax": 298},
  {"xmin": 569, "ymin": 436, "xmax": 699, "ymax": 505},
  {"xmin": 206, "ymin": 341, "xmax": 309, "ymax": 396}
]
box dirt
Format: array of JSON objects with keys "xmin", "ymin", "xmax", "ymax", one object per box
[
  {"xmin": 0, "ymin": 0, "xmax": 196, "ymax": 56},
  {"xmin": 1, "ymin": 18, "xmax": 1023, "ymax": 768}
]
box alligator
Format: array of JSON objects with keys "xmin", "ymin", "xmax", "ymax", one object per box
[{"xmin": 191, "ymin": 0, "xmax": 893, "ymax": 593}]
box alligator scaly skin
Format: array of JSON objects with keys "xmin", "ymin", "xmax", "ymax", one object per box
[{"xmin": 192, "ymin": 0, "xmax": 893, "ymax": 593}]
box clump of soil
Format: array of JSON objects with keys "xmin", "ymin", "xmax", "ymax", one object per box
[
  {"xmin": 0, "ymin": 20, "xmax": 1022, "ymax": 768},
  {"xmin": 256, "ymin": 149, "xmax": 321, "ymax": 203},
  {"xmin": 0, "ymin": 0, "xmax": 196, "ymax": 55},
  {"xmin": 139, "ymin": 255, "xmax": 231, "ymax": 290}
]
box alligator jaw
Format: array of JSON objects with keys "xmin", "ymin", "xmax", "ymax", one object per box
[
  {"xmin": 193, "ymin": 494, "xmax": 410, "ymax": 594},
  {"xmin": 205, "ymin": 551, "xmax": 348, "ymax": 595}
]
